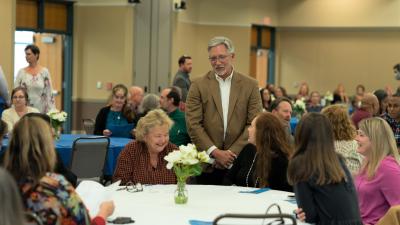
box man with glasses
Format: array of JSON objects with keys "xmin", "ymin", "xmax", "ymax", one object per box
[{"xmin": 186, "ymin": 36, "xmax": 262, "ymax": 185}]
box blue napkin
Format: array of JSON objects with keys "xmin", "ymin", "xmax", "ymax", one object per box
[
  {"xmin": 188, "ymin": 220, "xmax": 213, "ymax": 225},
  {"xmin": 239, "ymin": 188, "xmax": 270, "ymax": 194},
  {"xmin": 285, "ymin": 199, "xmax": 297, "ymax": 204}
]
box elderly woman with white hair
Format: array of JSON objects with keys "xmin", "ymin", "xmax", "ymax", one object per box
[{"xmin": 113, "ymin": 109, "xmax": 177, "ymax": 185}]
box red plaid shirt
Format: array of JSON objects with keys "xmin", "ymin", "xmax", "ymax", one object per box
[{"xmin": 113, "ymin": 141, "xmax": 177, "ymax": 185}]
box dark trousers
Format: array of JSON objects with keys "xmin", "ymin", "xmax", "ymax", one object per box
[{"xmin": 196, "ymin": 168, "xmax": 227, "ymax": 185}]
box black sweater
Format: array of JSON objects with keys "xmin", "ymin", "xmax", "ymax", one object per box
[{"xmin": 223, "ymin": 143, "xmax": 292, "ymax": 192}]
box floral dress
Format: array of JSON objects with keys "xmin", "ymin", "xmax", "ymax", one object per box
[
  {"xmin": 19, "ymin": 173, "xmax": 91, "ymax": 225},
  {"xmin": 15, "ymin": 67, "xmax": 55, "ymax": 113}
]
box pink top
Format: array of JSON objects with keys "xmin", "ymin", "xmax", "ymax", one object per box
[{"xmin": 355, "ymin": 156, "xmax": 400, "ymax": 225}]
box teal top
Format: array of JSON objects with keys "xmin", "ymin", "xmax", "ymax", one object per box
[
  {"xmin": 169, "ymin": 109, "xmax": 191, "ymax": 146},
  {"xmin": 106, "ymin": 110, "xmax": 133, "ymax": 138}
]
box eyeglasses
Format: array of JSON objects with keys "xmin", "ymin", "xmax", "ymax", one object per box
[
  {"xmin": 12, "ymin": 96, "xmax": 25, "ymax": 99},
  {"xmin": 208, "ymin": 54, "xmax": 230, "ymax": 63},
  {"xmin": 116, "ymin": 182, "xmax": 143, "ymax": 193}
]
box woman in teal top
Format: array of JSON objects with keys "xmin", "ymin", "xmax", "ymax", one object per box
[{"xmin": 94, "ymin": 84, "xmax": 135, "ymax": 138}]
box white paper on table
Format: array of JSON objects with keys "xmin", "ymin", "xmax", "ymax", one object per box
[{"xmin": 75, "ymin": 180, "xmax": 121, "ymax": 217}]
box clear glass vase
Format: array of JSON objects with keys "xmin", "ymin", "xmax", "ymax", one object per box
[
  {"xmin": 53, "ymin": 125, "xmax": 61, "ymax": 140},
  {"xmin": 174, "ymin": 178, "xmax": 188, "ymax": 204}
]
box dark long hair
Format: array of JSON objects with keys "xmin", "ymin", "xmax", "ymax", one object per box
[
  {"xmin": 254, "ymin": 112, "xmax": 292, "ymax": 187},
  {"xmin": 287, "ymin": 113, "xmax": 345, "ymax": 185}
]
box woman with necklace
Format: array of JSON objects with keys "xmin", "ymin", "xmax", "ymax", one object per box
[
  {"xmin": 223, "ymin": 112, "xmax": 293, "ymax": 191},
  {"xmin": 2, "ymin": 87, "xmax": 39, "ymax": 132},
  {"xmin": 94, "ymin": 84, "xmax": 135, "ymax": 138},
  {"xmin": 15, "ymin": 44, "xmax": 55, "ymax": 113}
]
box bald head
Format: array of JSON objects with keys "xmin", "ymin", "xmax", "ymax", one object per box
[
  {"xmin": 361, "ymin": 93, "xmax": 380, "ymax": 116},
  {"xmin": 129, "ymin": 86, "xmax": 144, "ymax": 107}
]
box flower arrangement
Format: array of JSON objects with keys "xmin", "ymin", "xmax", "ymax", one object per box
[
  {"xmin": 292, "ymin": 98, "xmax": 306, "ymax": 119},
  {"xmin": 47, "ymin": 109, "xmax": 67, "ymax": 140},
  {"xmin": 164, "ymin": 144, "xmax": 210, "ymax": 204},
  {"xmin": 322, "ymin": 91, "xmax": 334, "ymax": 106}
]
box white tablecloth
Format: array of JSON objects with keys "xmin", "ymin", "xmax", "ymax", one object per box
[{"xmin": 109, "ymin": 184, "xmax": 305, "ymax": 225}]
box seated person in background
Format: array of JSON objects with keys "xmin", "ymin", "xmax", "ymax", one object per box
[
  {"xmin": 223, "ymin": 112, "xmax": 293, "ymax": 191},
  {"xmin": 322, "ymin": 105, "xmax": 363, "ymax": 174},
  {"xmin": 127, "ymin": 85, "xmax": 144, "ymax": 116},
  {"xmin": 260, "ymin": 88, "xmax": 272, "ymax": 111},
  {"xmin": 3, "ymin": 116, "xmax": 114, "ymax": 225},
  {"xmin": 271, "ymin": 97, "xmax": 294, "ymax": 139},
  {"xmin": 0, "ymin": 168, "xmax": 25, "ymax": 225},
  {"xmin": 134, "ymin": 93, "xmax": 160, "ymax": 124},
  {"xmin": 351, "ymin": 93, "xmax": 380, "ymax": 129},
  {"xmin": 288, "ymin": 113, "xmax": 362, "ymax": 225},
  {"xmin": 160, "ymin": 87, "xmax": 191, "ymax": 146},
  {"xmin": 2, "ymin": 87, "xmax": 39, "ymax": 132},
  {"xmin": 332, "ymin": 83, "xmax": 350, "ymax": 104},
  {"xmin": 355, "ymin": 117, "xmax": 400, "ymax": 225},
  {"xmin": 374, "ymin": 89, "xmax": 388, "ymax": 115},
  {"xmin": 381, "ymin": 93, "xmax": 400, "ymax": 148},
  {"xmin": 296, "ymin": 82, "xmax": 310, "ymax": 102},
  {"xmin": 94, "ymin": 84, "xmax": 135, "ymax": 138},
  {"xmin": 306, "ymin": 91, "xmax": 323, "ymax": 113},
  {"xmin": 113, "ymin": 109, "xmax": 177, "ymax": 185},
  {"xmin": 351, "ymin": 84, "xmax": 365, "ymax": 111},
  {"xmin": 273, "ymin": 86, "xmax": 289, "ymax": 99}
]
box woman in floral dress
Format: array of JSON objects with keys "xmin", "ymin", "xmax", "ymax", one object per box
[{"xmin": 15, "ymin": 44, "xmax": 55, "ymax": 113}]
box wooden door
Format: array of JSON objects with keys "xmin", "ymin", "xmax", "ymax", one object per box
[{"xmin": 33, "ymin": 33, "xmax": 63, "ymax": 110}]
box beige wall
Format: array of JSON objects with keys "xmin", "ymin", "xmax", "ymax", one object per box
[
  {"xmin": 73, "ymin": 5, "xmax": 134, "ymax": 101},
  {"xmin": 170, "ymin": 0, "xmax": 400, "ymax": 96},
  {"xmin": 0, "ymin": 0, "xmax": 15, "ymax": 87},
  {"xmin": 183, "ymin": 0, "xmax": 278, "ymax": 26},
  {"xmin": 277, "ymin": 30, "xmax": 400, "ymax": 95},
  {"xmin": 278, "ymin": 0, "xmax": 400, "ymax": 27}
]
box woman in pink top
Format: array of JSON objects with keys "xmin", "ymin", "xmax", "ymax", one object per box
[{"xmin": 355, "ymin": 117, "xmax": 400, "ymax": 225}]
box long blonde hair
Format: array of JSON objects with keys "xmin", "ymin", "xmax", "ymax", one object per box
[
  {"xmin": 4, "ymin": 116, "xmax": 56, "ymax": 183},
  {"xmin": 358, "ymin": 117, "xmax": 400, "ymax": 179}
]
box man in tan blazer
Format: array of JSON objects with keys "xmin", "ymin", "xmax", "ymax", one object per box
[{"xmin": 186, "ymin": 36, "xmax": 262, "ymax": 184}]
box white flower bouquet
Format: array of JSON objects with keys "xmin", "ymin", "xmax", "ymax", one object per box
[
  {"xmin": 164, "ymin": 144, "xmax": 210, "ymax": 204},
  {"xmin": 293, "ymin": 98, "xmax": 306, "ymax": 118},
  {"xmin": 164, "ymin": 143, "xmax": 210, "ymax": 177},
  {"xmin": 47, "ymin": 109, "xmax": 67, "ymax": 139}
]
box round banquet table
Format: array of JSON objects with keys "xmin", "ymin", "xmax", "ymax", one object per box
[{"xmin": 107, "ymin": 184, "xmax": 307, "ymax": 225}]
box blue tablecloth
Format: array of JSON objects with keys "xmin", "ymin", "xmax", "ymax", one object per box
[{"xmin": 2, "ymin": 134, "xmax": 132, "ymax": 176}]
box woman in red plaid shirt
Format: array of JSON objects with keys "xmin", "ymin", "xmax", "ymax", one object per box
[{"xmin": 113, "ymin": 109, "xmax": 177, "ymax": 185}]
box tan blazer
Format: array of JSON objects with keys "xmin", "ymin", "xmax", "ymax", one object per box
[{"xmin": 186, "ymin": 71, "xmax": 262, "ymax": 154}]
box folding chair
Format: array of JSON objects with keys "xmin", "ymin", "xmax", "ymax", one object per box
[
  {"xmin": 213, "ymin": 213, "xmax": 297, "ymax": 225},
  {"xmin": 213, "ymin": 203, "xmax": 297, "ymax": 225},
  {"xmin": 69, "ymin": 136, "xmax": 110, "ymax": 184},
  {"xmin": 82, "ymin": 118, "xmax": 95, "ymax": 134}
]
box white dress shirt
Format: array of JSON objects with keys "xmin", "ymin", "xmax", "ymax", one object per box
[{"xmin": 206, "ymin": 69, "xmax": 234, "ymax": 156}]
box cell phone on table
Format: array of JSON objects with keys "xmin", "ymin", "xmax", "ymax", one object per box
[{"xmin": 108, "ymin": 217, "xmax": 135, "ymax": 224}]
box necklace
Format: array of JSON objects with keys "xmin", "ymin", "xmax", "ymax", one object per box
[{"xmin": 246, "ymin": 153, "xmax": 259, "ymax": 187}]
